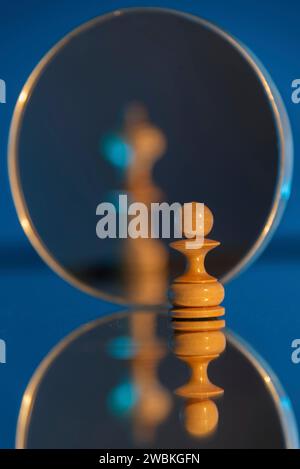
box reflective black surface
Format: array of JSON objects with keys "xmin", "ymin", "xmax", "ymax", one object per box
[{"xmin": 18, "ymin": 311, "xmax": 287, "ymax": 449}]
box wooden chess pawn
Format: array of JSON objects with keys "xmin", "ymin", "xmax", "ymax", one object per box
[
  {"xmin": 172, "ymin": 319, "xmax": 226, "ymax": 438},
  {"xmin": 172, "ymin": 319, "xmax": 226, "ymax": 399},
  {"xmin": 184, "ymin": 399, "xmax": 219, "ymax": 438},
  {"xmin": 170, "ymin": 203, "xmax": 225, "ymax": 319}
]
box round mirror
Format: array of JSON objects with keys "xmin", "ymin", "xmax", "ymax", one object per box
[
  {"xmin": 9, "ymin": 8, "xmax": 293, "ymax": 304},
  {"xmin": 16, "ymin": 311, "xmax": 298, "ymax": 449}
]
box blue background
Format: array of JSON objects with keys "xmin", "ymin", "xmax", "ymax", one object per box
[{"xmin": 0, "ymin": 0, "xmax": 299, "ymax": 448}]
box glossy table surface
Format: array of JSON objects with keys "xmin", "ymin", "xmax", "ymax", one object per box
[
  {"xmin": 14, "ymin": 311, "xmax": 297, "ymax": 449},
  {"xmin": 0, "ymin": 238, "xmax": 299, "ymax": 448}
]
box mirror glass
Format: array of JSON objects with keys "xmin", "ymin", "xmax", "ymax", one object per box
[
  {"xmin": 17, "ymin": 311, "xmax": 295, "ymax": 449},
  {"xmin": 11, "ymin": 9, "xmax": 290, "ymax": 304}
]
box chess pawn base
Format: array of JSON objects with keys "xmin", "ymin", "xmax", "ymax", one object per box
[
  {"xmin": 171, "ymin": 281, "xmax": 224, "ymax": 308},
  {"xmin": 172, "ymin": 306, "xmax": 225, "ymax": 320},
  {"xmin": 172, "ymin": 320, "xmax": 226, "ymax": 399}
]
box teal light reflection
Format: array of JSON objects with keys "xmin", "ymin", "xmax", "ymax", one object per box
[
  {"xmin": 280, "ymin": 396, "xmax": 292, "ymax": 411},
  {"xmin": 107, "ymin": 379, "xmax": 138, "ymax": 417},
  {"xmin": 100, "ymin": 133, "xmax": 132, "ymax": 169},
  {"xmin": 106, "ymin": 336, "xmax": 137, "ymax": 360},
  {"xmin": 281, "ymin": 182, "xmax": 291, "ymax": 200}
]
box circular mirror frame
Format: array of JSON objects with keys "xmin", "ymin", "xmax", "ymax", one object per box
[
  {"xmin": 8, "ymin": 7, "xmax": 293, "ymax": 304},
  {"xmin": 15, "ymin": 311, "xmax": 299, "ymax": 449}
]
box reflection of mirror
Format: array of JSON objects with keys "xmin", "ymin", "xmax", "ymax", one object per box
[
  {"xmin": 9, "ymin": 8, "xmax": 292, "ymax": 304},
  {"xmin": 16, "ymin": 310, "xmax": 298, "ymax": 449}
]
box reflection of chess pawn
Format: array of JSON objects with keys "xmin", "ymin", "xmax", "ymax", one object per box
[
  {"xmin": 130, "ymin": 313, "xmax": 172, "ymax": 443},
  {"xmin": 173, "ymin": 319, "xmax": 225, "ymax": 398},
  {"xmin": 124, "ymin": 103, "xmax": 167, "ymax": 200},
  {"xmin": 170, "ymin": 203, "xmax": 225, "ymax": 319},
  {"xmin": 122, "ymin": 103, "xmax": 168, "ymax": 304},
  {"xmin": 124, "ymin": 237, "xmax": 168, "ymax": 304},
  {"xmin": 172, "ymin": 319, "xmax": 226, "ymax": 438},
  {"xmin": 184, "ymin": 399, "xmax": 219, "ymax": 438}
]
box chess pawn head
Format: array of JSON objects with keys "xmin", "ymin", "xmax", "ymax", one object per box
[
  {"xmin": 125, "ymin": 102, "xmax": 167, "ymax": 166},
  {"xmin": 124, "ymin": 103, "xmax": 167, "ymax": 196},
  {"xmin": 183, "ymin": 399, "xmax": 219, "ymax": 438},
  {"xmin": 182, "ymin": 202, "xmax": 214, "ymax": 238}
]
